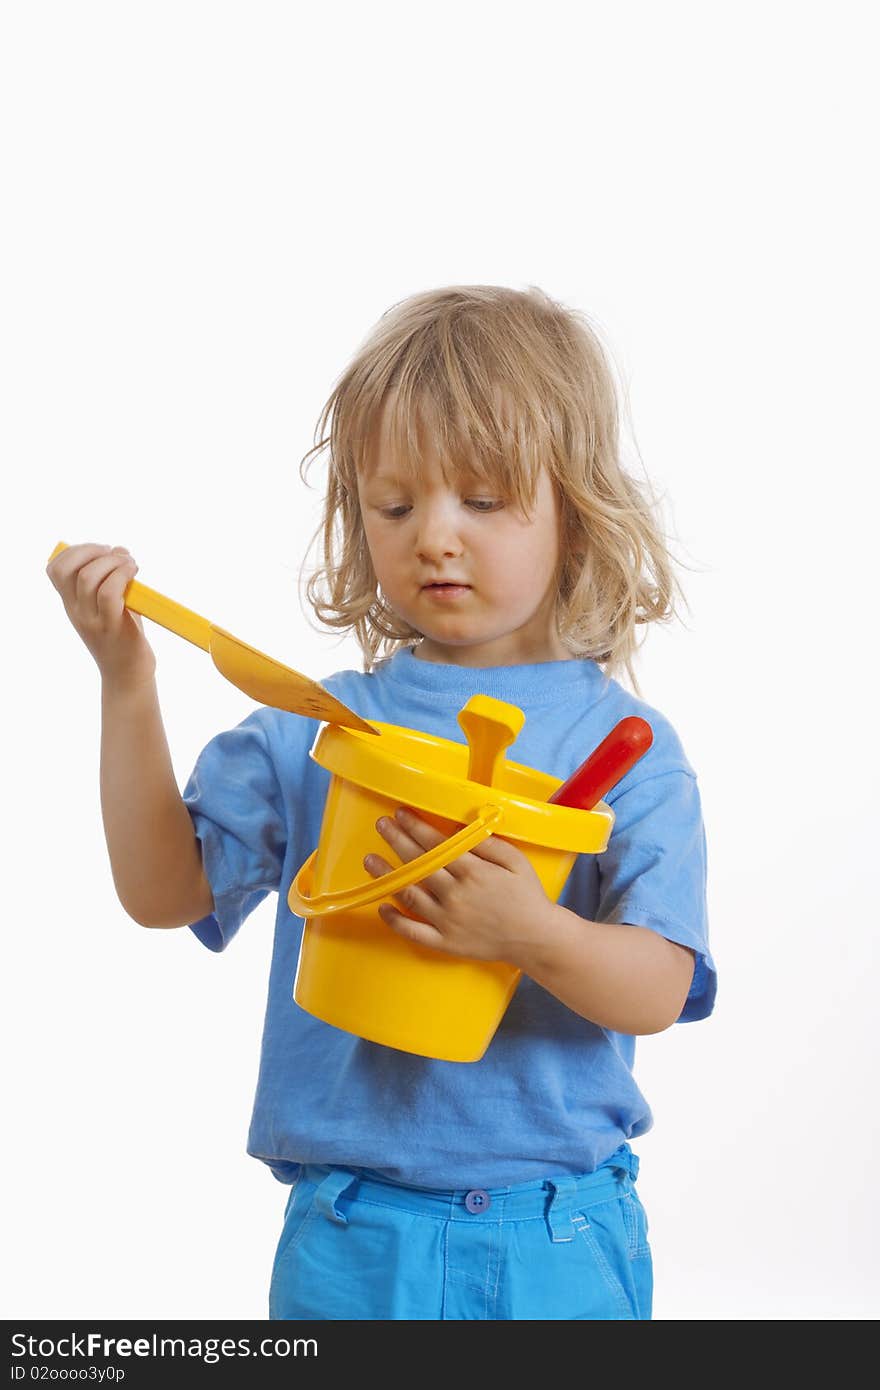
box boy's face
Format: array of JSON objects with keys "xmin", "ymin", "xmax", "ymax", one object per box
[{"xmin": 356, "ymin": 394, "xmax": 569, "ymax": 667}]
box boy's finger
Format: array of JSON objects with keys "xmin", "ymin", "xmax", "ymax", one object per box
[
  {"xmin": 93, "ymin": 555, "xmax": 138, "ymax": 615},
  {"xmin": 467, "ymin": 833, "xmax": 523, "ymax": 868},
  {"xmin": 46, "ymin": 541, "xmax": 112, "ymax": 589},
  {"xmin": 363, "ymin": 853, "xmax": 393, "ymax": 876},
  {"xmin": 74, "ymin": 552, "xmax": 135, "ymax": 618},
  {"xmin": 381, "ymin": 810, "xmax": 473, "ymax": 882},
  {"xmin": 394, "ymin": 809, "xmax": 522, "ymax": 875}
]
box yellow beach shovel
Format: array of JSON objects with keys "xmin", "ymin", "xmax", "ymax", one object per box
[{"xmin": 47, "ymin": 542, "xmax": 379, "ymax": 735}]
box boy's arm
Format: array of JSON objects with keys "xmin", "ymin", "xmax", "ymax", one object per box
[
  {"xmin": 367, "ymin": 804, "xmax": 703, "ymax": 1035},
  {"xmin": 510, "ymin": 907, "xmax": 696, "ymax": 1035},
  {"xmin": 101, "ymin": 674, "xmax": 214, "ymax": 929},
  {"xmin": 46, "ymin": 541, "xmax": 213, "ymax": 931}
]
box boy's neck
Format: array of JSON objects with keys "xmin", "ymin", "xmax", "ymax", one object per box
[{"xmin": 411, "ymin": 637, "xmax": 573, "ymax": 668}]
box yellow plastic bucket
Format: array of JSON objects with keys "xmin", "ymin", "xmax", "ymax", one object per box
[{"xmin": 288, "ymin": 703, "xmax": 614, "ymax": 1063}]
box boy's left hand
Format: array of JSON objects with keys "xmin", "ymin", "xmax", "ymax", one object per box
[{"xmin": 363, "ymin": 806, "xmax": 553, "ymax": 963}]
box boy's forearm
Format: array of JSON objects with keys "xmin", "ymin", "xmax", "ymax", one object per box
[
  {"xmin": 100, "ymin": 676, "xmax": 211, "ymax": 928},
  {"xmin": 511, "ymin": 905, "xmax": 695, "ymax": 1035}
]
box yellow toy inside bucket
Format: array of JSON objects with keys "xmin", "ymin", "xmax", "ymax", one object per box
[{"xmin": 288, "ymin": 696, "xmax": 614, "ymax": 1063}]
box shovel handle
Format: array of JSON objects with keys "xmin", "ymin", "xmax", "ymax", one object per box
[
  {"xmin": 48, "ymin": 541, "xmax": 213, "ymax": 651},
  {"xmin": 122, "ymin": 580, "xmax": 213, "ymax": 651}
]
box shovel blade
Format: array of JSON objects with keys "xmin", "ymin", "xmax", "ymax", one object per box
[{"xmin": 208, "ymin": 627, "xmax": 379, "ymax": 734}]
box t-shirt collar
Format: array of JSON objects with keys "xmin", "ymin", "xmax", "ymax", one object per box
[{"xmin": 375, "ymin": 644, "xmax": 610, "ymax": 706}]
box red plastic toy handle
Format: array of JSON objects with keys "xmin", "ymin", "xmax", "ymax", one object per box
[{"xmin": 549, "ymin": 717, "xmax": 653, "ymax": 810}]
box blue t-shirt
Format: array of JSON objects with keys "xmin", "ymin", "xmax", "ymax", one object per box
[{"xmin": 182, "ymin": 645, "xmax": 715, "ymax": 1189}]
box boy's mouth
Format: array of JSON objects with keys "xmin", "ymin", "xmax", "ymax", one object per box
[{"xmin": 421, "ymin": 582, "xmax": 472, "ymax": 598}]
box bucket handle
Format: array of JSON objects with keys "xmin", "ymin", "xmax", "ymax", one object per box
[{"xmin": 287, "ymin": 802, "xmax": 504, "ymax": 918}]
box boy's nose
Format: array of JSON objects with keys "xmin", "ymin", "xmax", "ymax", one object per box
[
  {"xmin": 414, "ymin": 506, "xmax": 465, "ymax": 562},
  {"xmin": 416, "ymin": 533, "xmax": 464, "ymax": 565}
]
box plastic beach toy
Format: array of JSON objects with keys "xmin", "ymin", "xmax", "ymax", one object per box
[
  {"xmin": 549, "ymin": 717, "xmax": 653, "ymax": 810},
  {"xmin": 46, "ymin": 544, "xmax": 648, "ymax": 1063},
  {"xmin": 47, "ymin": 542, "xmax": 378, "ymax": 734},
  {"xmin": 287, "ymin": 695, "xmax": 615, "ymax": 1062}
]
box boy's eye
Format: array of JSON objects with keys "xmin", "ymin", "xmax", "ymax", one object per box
[
  {"xmin": 466, "ymin": 498, "xmax": 503, "ymax": 512},
  {"xmin": 379, "ymin": 499, "xmax": 503, "ymax": 519}
]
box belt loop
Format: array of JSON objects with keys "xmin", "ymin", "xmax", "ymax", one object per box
[
  {"xmin": 545, "ymin": 1176, "xmax": 581, "ymax": 1243},
  {"xmin": 314, "ymin": 1169, "xmax": 358, "ymax": 1225},
  {"xmin": 607, "ymin": 1144, "xmax": 640, "ymax": 1184}
]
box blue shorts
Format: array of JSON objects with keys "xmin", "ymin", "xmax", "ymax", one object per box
[{"xmin": 268, "ymin": 1143, "xmax": 652, "ymax": 1320}]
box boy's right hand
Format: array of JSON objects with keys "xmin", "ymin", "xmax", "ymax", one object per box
[{"xmin": 46, "ymin": 542, "xmax": 157, "ymax": 690}]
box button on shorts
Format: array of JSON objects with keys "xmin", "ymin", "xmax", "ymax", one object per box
[{"xmin": 268, "ymin": 1143, "xmax": 651, "ymax": 1320}]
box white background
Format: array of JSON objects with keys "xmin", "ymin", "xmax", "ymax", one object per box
[{"xmin": 3, "ymin": 0, "xmax": 877, "ymax": 1321}]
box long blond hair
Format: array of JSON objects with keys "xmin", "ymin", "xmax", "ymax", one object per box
[{"xmin": 298, "ymin": 284, "xmax": 691, "ymax": 694}]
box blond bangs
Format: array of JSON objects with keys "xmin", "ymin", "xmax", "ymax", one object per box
[
  {"xmin": 298, "ymin": 285, "xmax": 690, "ymax": 694},
  {"xmin": 333, "ymin": 321, "xmax": 543, "ymax": 517}
]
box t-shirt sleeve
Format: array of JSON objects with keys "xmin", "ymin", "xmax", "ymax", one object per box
[
  {"xmin": 594, "ymin": 769, "xmax": 715, "ymax": 1022},
  {"xmin": 181, "ymin": 708, "xmax": 287, "ymax": 953}
]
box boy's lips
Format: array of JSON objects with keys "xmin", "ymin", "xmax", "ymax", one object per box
[{"xmin": 421, "ymin": 582, "xmax": 472, "ymax": 599}]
